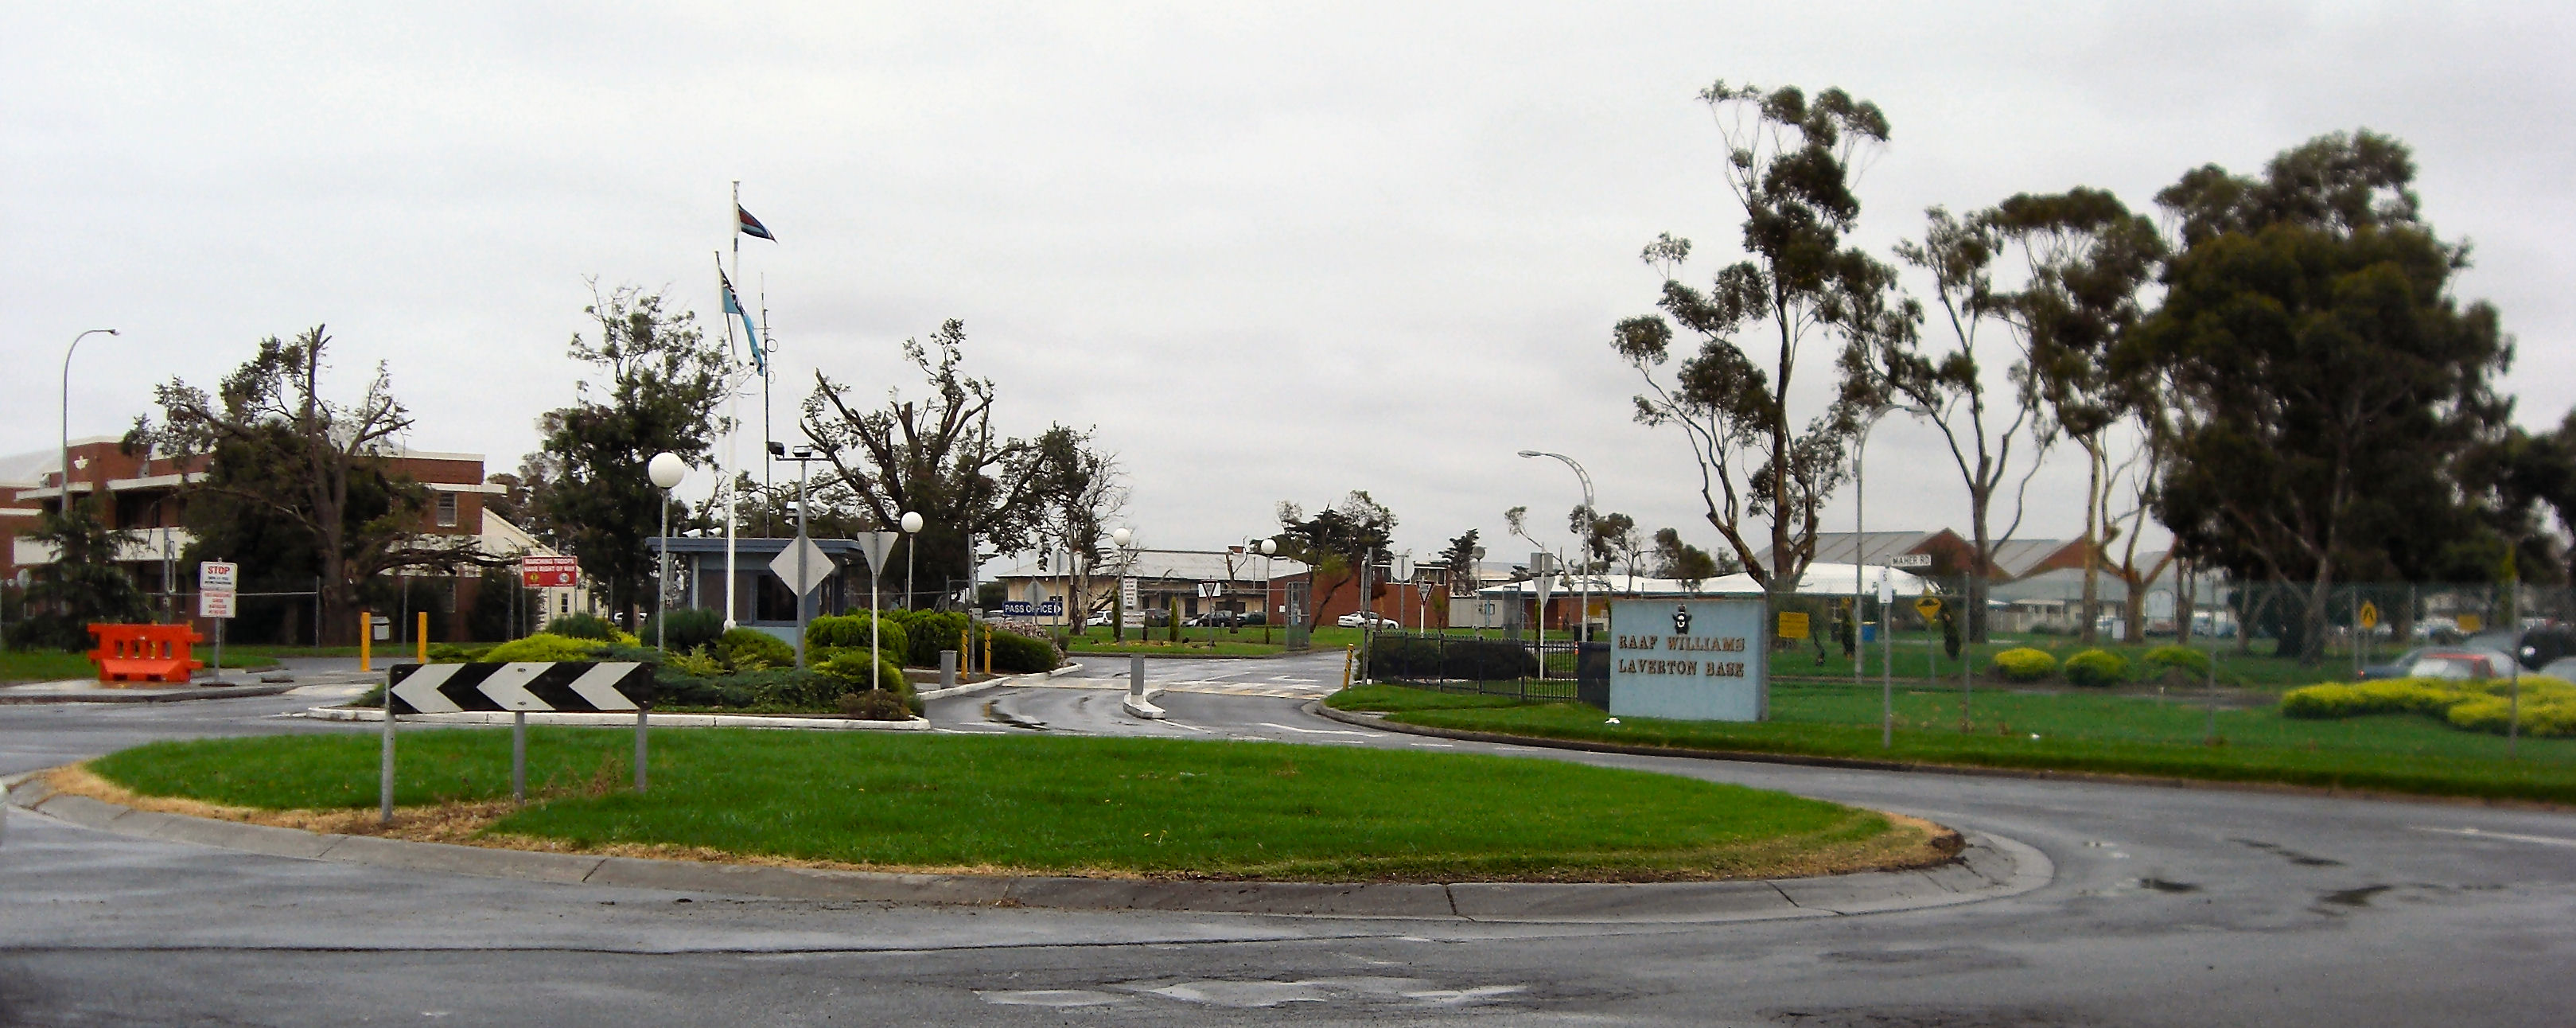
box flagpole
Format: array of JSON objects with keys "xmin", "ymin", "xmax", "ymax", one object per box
[{"xmin": 721, "ymin": 205, "xmax": 740, "ymax": 630}]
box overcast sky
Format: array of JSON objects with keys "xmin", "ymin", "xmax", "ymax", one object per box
[{"xmin": 9, "ymin": 2, "xmax": 2570, "ymax": 570}]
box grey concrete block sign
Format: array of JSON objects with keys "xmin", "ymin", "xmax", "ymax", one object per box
[{"xmin": 1608, "ymin": 598, "xmax": 1768, "ymax": 722}]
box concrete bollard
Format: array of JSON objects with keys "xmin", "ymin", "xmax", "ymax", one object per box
[
  {"xmin": 940, "ymin": 650, "xmax": 958, "ymax": 690},
  {"xmin": 1123, "ymin": 652, "xmax": 1165, "ymax": 719}
]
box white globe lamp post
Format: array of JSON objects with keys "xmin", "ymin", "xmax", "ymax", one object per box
[{"xmin": 647, "ymin": 453, "xmax": 687, "ymax": 652}]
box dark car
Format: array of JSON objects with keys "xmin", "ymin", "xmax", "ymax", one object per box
[{"xmin": 2402, "ymin": 650, "xmax": 2508, "ymax": 680}]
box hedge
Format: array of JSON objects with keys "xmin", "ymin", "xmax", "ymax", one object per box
[
  {"xmin": 714, "ymin": 628, "xmax": 796, "ymax": 672},
  {"xmin": 1990, "ymin": 647, "xmax": 2057, "ymax": 683},
  {"xmin": 479, "ymin": 633, "xmax": 607, "ymax": 663},
  {"xmin": 1367, "ymin": 637, "xmax": 1539, "ymax": 682},
  {"xmin": 544, "ymin": 612, "xmax": 621, "ymax": 641},
  {"xmin": 2279, "ymin": 676, "xmax": 2576, "ymax": 737},
  {"xmin": 2140, "ymin": 644, "xmax": 2213, "ymax": 679},
  {"xmin": 2062, "ymin": 648, "xmax": 2128, "ymax": 687},
  {"xmin": 806, "ymin": 613, "xmax": 909, "ymax": 667},
  {"xmin": 642, "ymin": 608, "xmax": 726, "ymax": 652}
]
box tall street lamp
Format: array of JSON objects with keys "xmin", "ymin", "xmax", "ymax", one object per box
[
  {"xmin": 1517, "ymin": 450, "xmax": 1594, "ymax": 644},
  {"xmin": 60, "ymin": 328, "xmax": 119, "ymax": 518},
  {"xmin": 1259, "ymin": 537, "xmax": 1277, "ymax": 644},
  {"xmin": 648, "ymin": 453, "xmax": 687, "ymax": 652},
  {"xmin": 901, "ymin": 511, "xmax": 924, "ymax": 610},
  {"xmin": 1111, "ymin": 527, "xmax": 1133, "ymax": 641}
]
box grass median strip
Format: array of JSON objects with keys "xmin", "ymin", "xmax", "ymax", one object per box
[
  {"xmin": 76, "ymin": 730, "xmax": 1950, "ymax": 882},
  {"xmin": 1331, "ymin": 683, "xmax": 2576, "ymax": 804}
]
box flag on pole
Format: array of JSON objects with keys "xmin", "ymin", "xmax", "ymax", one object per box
[
  {"xmin": 718, "ymin": 268, "xmax": 766, "ymax": 374},
  {"xmin": 737, "ymin": 205, "xmax": 775, "ymax": 241}
]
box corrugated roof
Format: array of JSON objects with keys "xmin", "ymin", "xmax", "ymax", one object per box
[
  {"xmin": 1757, "ymin": 531, "xmax": 1936, "ymax": 569},
  {"xmin": 992, "ymin": 547, "xmax": 1309, "ymax": 583}
]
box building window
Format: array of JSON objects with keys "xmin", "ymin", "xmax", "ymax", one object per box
[{"xmin": 436, "ymin": 493, "xmax": 459, "ymax": 528}]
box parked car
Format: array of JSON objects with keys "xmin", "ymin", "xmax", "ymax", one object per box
[
  {"xmin": 2403, "ymin": 651, "xmax": 2507, "ymax": 680},
  {"xmin": 1239, "ymin": 609, "xmax": 1267, "ymax": 626},
  {"xmin": 1337, "ymin": 612, "xmax": 1399, "ymax": 629},
  {"xmin": 2358, "ymin": 644, "xmax": 2517, "ymax": 680},
  {"xmin": 1086, "ymin": 613, "xmax": 1112, "ymax": 627},
  {"xmin": 1185, "ymin": 612, "xmax": 1242, "ymax": 628}
]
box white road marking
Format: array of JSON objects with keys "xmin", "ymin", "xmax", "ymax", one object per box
[
  {"xmin": 1409, "ymin": 742, "xmax": 1456, "ymax": 748},
  {"xmin": 2411, "ymin": 825, "xmax": 2576, "ymax": 848}
]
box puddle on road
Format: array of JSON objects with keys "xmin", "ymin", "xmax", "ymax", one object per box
[
  {"xmin": 2232, "ymin": 838, "xmax": 2345, "ymax": 867},
  {"xmin": 2318, "ymin": 885, "xmax": 2395, "ymax": 908}
]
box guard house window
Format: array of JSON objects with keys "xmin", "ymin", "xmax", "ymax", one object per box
[{"xmin": 435, "ymin": 493, "xmax": 459, "ymax": 528}]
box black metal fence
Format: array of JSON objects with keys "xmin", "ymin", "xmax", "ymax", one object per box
[{"xmin": 1364, "ymin": 632, "xmax": 1608, "ymax": 706}]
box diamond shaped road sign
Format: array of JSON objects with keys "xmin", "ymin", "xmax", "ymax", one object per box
[{"xmin": 769, "ymin": 535, "xmax": 835, "ymax": 597}]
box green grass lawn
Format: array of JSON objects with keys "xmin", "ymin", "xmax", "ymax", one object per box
[
  {"xmin": 84, "ymin": 730, "xmax": 1924, "ymax": 882},
  {"xmin": 1329, "ymin": 682, "xmax": 2576, "ymax": 804}
]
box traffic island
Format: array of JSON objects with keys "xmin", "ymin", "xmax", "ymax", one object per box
[
  {"xmin": 6, "ymin": 752, "xmax": 2045, "ymax": 920},
  {"xmin": 48, "ymin": 730, "xmax": 1973, "ymax": 886}
]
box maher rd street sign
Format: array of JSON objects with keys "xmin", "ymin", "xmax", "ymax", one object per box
[
  {"xmin": 388, "ymin": 661, "xmax": 647, "ymax": 715},
  {"xmin": 1890, "ymin": 554, "xmax": 1933, "ymax": 568}
]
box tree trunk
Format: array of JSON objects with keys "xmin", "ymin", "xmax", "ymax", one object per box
[
  {"xmin": 1968, "ymin": 494, "xmax": 1992, "ymax": 644},
  {"xmin": 2079, "ymin": 442, "xmax": 2103, "ymax": 645},
  {"xmin": 2123, "ymin": 574, "xmax": 2150, "ymax": 643}
]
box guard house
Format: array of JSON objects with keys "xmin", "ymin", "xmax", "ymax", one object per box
[{"xmin": 650, "ymin": 535, "xmax": 878, "ymax": 644}]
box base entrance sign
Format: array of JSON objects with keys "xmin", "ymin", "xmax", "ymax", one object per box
[{"xmin": 1608, "ymin": 598, "xmax": 1768, "ymax": 722}]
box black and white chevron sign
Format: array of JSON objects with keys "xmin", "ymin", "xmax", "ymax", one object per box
[{"xmin": 387, "ymin": 662, "xmax": 648, "ymax": 715}]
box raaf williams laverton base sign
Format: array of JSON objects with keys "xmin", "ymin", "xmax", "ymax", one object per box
[{"xmin": 1608, "ymin": 598, "xmax": 1768, "ymax": 721}]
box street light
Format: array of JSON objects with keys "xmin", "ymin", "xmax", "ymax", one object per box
[
  {"xmin": 1259, "ymin": 537, "xmax": 1277, "ymax": 644},
  {"xmin": 900, "ymin": 511, "xmax": 923, "ymax": 611},
  {"xmin": 1517, "ymin": 450, "xmax": 1594, "ymax": 645},
  {"xmin": 60, "ymin": 329, "xmax": 119, "ymax": 520},
  {"xmin": 648, "ymin": 453, "xmax": 687, "ymax": 652}
]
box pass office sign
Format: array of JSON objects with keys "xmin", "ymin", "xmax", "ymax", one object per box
[{"xmin": 1607, "ymin": 598, "xmax": 1769, "ymax": 722}]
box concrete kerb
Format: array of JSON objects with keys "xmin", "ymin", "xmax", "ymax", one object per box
[
  {"xmin": 1, "ymin": 767, "xmax": 2049, "ymax": 922},
  {"xmin": 0, "ymin": 682, "xmax": 294, "ymax": 704}
]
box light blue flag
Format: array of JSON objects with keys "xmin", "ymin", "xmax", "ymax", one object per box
[{"xmin": 718, "ymin": 268, "xmax": 766, "ymax": 374}]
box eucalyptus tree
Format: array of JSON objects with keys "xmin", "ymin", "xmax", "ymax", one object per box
[
  {"xmin": 1983, "ymin": 189, "xmax": 2169, "ymax": 642},
  {"xmin": 1862, "ymin": 205, "xmax": 2054, "ymax": 641},
  {"xmin": 1613, "ymin": 80, "xmax": 1893, "ymax": 598},
  {"xmin": 2138, "ymin": 130, "xmax": 2512, "ymax": 662}
]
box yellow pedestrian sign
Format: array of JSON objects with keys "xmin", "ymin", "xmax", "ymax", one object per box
[
  {"xmin": 1913, "ymin": 595, "xmax": 1944, "ymax": 621},
  {"xmin": 2358, "ymin": 601, "xmax": 2379, "ymax": 630},
  {"xmin": 1776, "ymin": 611, "xmax": 1810, "ymax": 640}
]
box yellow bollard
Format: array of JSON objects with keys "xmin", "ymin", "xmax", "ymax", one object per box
[
  {"xmin": 359, "ymin": 610, "xmax": 372, "ymax": 672},
  {"xmin": 984, "ymin": 629, "xmax": 994, "ymax": 676},
  {"xmin": 1341, "ymin": 644, "xmax": 1354, "ymax": 691},
  {"xmin": 417, "ymin": 611, "xmax": 428, "ymax": 664}
]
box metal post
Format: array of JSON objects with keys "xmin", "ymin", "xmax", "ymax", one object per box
[
  {"xmin": 656, "ymin": 488, "xmax": 669, "ymax": 652},
  {"xmin": 512, "ymin": 711, "xmax": 527, "ymax": 804},
  {"xmin": 1130, "ymin": 653, "xmax": 1144, "ymax": 699},
  {"xmin": 793, "ymin": 461, "xmax": 811, "ymax": 669},
  {"xmin": 941, "ymin": 649, "xmax": 957, "ymax": 690},
  {"xmin": 379, "ymin": 670, "xmax": 397, "ymax": 824},
  {"xmin": 635, "ymin": 707, "xmax": 648, "ymax": 793},
  {"xmin": 2510, "ymin": 656, "xmax": 2522, "ymax": 758}
]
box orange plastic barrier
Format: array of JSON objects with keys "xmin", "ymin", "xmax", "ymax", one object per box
[{"xmin": 87, "ymin": 623, "xmax": 206, "ymax": 684}]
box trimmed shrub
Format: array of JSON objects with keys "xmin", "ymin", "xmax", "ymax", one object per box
[
  {"xmin": 820, "ymin": 651, "xmax": 920, "ymax": 716},
  {"xmin": 481, "ymin": 633, "xmax": 607, "ymax": 663},
  {"xmin": 714, "ymin": 628, "xmax": 796, "ymax": 672},
  {"xmin": 897, "ymin": 610, "xmax": 971, "ymax": 667},
  {"xmin": 642, "ymin": 607, "xmax": 726, "ymax": 652},
  {"xmin": 840, "ymin": 688, "xmax": 912, "ymax": 721},
  {"xmin": 545, "ymin": 612, "xmax": 620, "ymax": 641},
  {"xmin": 1990, "ymin": 647, "xmax": 2058, "ymax": 683},
  {"xmin": 424, "ymin": 643, "xmax": 492, "ymax": 664},
  {"xmin": 2141, "ymin": 644, "xmax": 2212, "ymax": 680},
  {"xmin": 2062, "ymin": 648, "xmax": 2129, "ymax": 687},
  {"xmin": 663, "ymin": 645, "xmax": 725, "ymax": 678},
  {"xmin": 984, "ymin": 629, "xmax": 1061, "ymax": 673},
  {"xmin": 807, "ymin": 613, "xmax": 911, "ymax": 667}
]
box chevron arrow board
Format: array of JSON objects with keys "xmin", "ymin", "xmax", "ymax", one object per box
[{"xmin": 386, "ymin": 662, "xmax": 648, "ymax": 715}]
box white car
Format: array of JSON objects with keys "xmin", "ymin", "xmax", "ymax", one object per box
[{"xmin": 1337, "ymin": 612, "xmax": 1399, "ymax": 629}]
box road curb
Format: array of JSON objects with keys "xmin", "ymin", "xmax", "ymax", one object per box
[
  {"xmin": 0, "ymin": 683, "xmax": 294, "ymax": 705},
  {"xmin": 304, "ymin": 707, "xmax": 934, "ymax": 730},
  {"xmin": 2, "ymin": 768, "xmax": 2048, "ymax": 921}
]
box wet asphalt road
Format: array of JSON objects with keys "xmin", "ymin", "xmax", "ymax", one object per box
[{"xmin": 3, "ymin": 654, "xmax": 2574, "ymax": 1026}]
